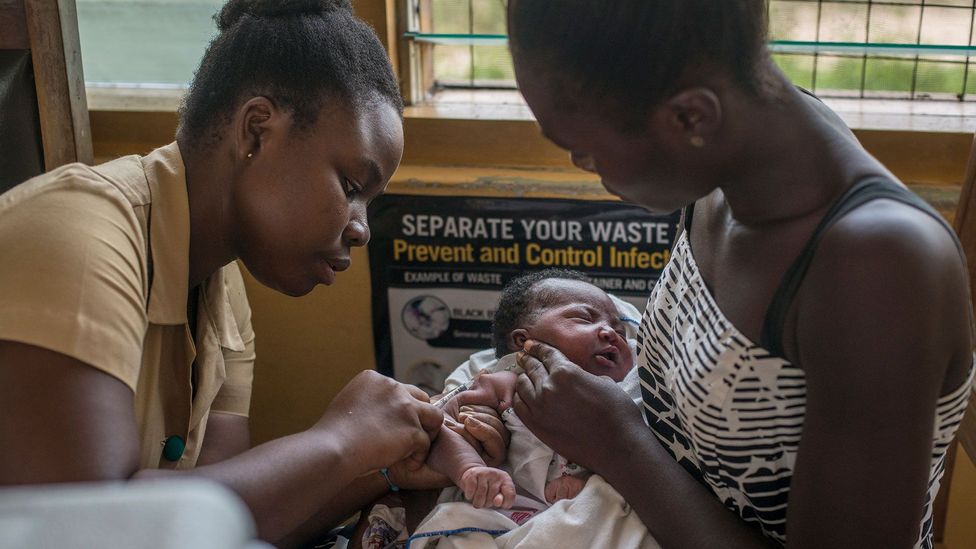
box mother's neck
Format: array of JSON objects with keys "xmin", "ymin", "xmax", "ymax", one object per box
[{"xmin": 714, "ymin": 84, "xmax": 881, "ymax": 227}]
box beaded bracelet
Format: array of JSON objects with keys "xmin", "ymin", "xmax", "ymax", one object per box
[{"xmin": 379, "ymin": 468, "xmax": 400, "ymax": 492}]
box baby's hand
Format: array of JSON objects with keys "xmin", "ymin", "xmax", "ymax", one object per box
[
  {"xmin": 544, "ymin": 475, "xmax": 587, "ymax": 503},
  {"xmin": 458, "ymin": 466, "xmax": 516, "ymax": 509}
]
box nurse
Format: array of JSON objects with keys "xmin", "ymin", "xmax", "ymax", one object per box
[
  {"xmin": 0, "ymin": 0, "xmax": 503, "ymax": 545},
  {"xmin": 507, "ymin": 1, "xmax": 975, "ymax": 548}
]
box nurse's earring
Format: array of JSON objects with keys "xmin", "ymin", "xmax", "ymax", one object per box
[{"xmin": 689, "ymin": 135, "xmax": 705, "ymax": 148}]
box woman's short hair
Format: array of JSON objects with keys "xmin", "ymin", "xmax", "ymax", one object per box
[
  {"xmin": 491, "ymin": 268, "xmax": 589, "ymax": 358},
  {"xmin": 508, "ymin": 0, "xmax": 769, "ymax": 132},
  {"xmin": 179, "ymin": 0, "xmax": 403, "ymax": 147}
]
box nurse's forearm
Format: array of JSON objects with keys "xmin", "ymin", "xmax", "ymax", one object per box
[
  {"xmin": 136, "ymin": 428, "xmax": 376, "ymax": 544},
  {"xmin": 275, "ymin": 472, "xmax": 390, "ymax": 548}
]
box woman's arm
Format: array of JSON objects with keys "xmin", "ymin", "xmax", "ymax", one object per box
[
  {"xmin": 514, "ymin": 203, "xmax": 971, "ymax": 548},
  {"xmin": 784, "ymin": 201, "xmax": 970, "ymax": 547},
  {"xmin": 197, "ymin": 412, "xmax": 251, "ymax": 466},
  {"xmin": 513, "ymin": 344, "xmax": 778, "ymax": 548},
  {"xmin": 0, "ymin": 342, "xmax": 443, "ymax": 545},
  {"xmin": 452, "ymin": 404, "xmax": 511, "ymax": 467}
]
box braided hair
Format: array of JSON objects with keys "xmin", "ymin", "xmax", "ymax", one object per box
[{"xmin": 179, "ymin": 0, "xmax": 402, "ymax": 147}]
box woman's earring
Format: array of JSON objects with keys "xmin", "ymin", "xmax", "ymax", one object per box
[
  {"xmin": 689, "ymin": 135, "xmax": 705, "ymax": 148},
  {"xmin": 246, "ymin": 152, "xmax": 254, "ymax": 159}
]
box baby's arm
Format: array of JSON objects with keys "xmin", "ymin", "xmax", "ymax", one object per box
[
  {"xmin": 428, "ymin": 425, "xmax": 515, "ymax": 509},
  {"xmin": 427, "ymin": 396, "xmax": 516, "ymax": 508}
]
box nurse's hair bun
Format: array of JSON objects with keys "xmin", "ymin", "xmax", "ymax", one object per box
[
  {"xmin": 180, "ymin": 0, "xmax": 401, "ymax": 148},
  {"xmin": 217, "ymin": 0, "xmax": 352, "ymax": 31}
]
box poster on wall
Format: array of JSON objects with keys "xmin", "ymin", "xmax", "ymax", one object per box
[{"xmin": 367, "ymin": 194, "xmax": 679, "ymax": 392}]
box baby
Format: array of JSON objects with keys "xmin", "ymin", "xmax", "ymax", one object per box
[{"xmin": 427, "ymin": 268, "xmax": 635, "ymax": 514}]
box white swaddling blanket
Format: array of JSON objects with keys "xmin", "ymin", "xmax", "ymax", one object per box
[
  {"xmin": 410, "ymin": 295, "xmax": 656, "ymax": 548},
  {"xmin": 408, "ymin": 474, "xmax": 661, "ymax": 548}
]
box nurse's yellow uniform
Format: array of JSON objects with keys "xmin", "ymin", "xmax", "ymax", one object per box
[{"xmin": 0, "ymin": 143, "xmax": 255, "ymax": 469}]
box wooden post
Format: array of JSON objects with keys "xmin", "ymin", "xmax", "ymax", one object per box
[{"xmin": 23, "ymin": 0, "xmax": 93, "ymax": 169}]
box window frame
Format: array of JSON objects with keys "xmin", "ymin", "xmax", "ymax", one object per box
[{"xmin": 398, "ymin": 0, "xmax": 976, "ymax": 109}]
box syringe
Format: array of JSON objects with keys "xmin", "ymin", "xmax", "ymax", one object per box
[{"xmin": 432, "ymin": 353, "xmax": 521, "ymax": 410}]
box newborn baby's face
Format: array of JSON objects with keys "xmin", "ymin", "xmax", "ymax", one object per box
[{"xmin": 525, "ymin": 279, "xmax": 634, "ymax": 382}]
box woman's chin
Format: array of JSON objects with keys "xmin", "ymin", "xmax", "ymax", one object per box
[
  {"xmin": 286, "ymin": 276, "xmax": 321, "ymax": 297},
  {"xmin": 253, "ymin": 269, "xmax": 316, "ymax": 297},
  {"xmin": 281, "ymin": 285, "xmax": 313, "ymax": 298}
]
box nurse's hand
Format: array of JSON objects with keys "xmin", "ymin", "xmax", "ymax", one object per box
[
  {"xmin": 318, "ymin": 370, "xmax": 443, "ymax": 476},
  {"xmin": 513, "ymin": 340, "xmax": 643, "ymax": 473},
  {"xmin": 456, "ymin": 404, "xmax": 509, "ymax": 467},
  {"xmin": 385, "ymin": 458, "xmax": 451, "ymax": 490}
]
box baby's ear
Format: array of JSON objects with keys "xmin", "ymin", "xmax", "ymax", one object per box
[{"xmin": 509, "ymin": 329, "xmax": 529, "ymax": 351}]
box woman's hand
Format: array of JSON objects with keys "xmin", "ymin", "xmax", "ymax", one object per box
[
  {"xmin": 513, "ymin": 340, "xmax": 643, "ymax": 472},
  {"xmin": 316, "ymin": 370, "xmax": 443, "ymax": 476},
  {"xmin": 385, "ymin": 458, "xmax": 452, "ymax": 490},
  {"xmin": 453, "ymin": 404, "xmax": 509, "ymax": 467},
  {"xmin": 431, "ymin": 387, "xmax": 511, "ymax": 468}
]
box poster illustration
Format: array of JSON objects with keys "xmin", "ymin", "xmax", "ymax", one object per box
[{"xmin": 368, "ymin": 195, "xmax": 679, "ymax": 391}]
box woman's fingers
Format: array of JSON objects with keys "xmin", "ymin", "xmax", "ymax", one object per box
[
  {"xmin": 405, "ymin": 383, "xmax": 431, "ymax": 402},
  {"xmin": 417, "ymin": 401, "xmax": 445, "ymax": 439},
  {"xmin": 462, "ymin": 414, "xmax": 508, "ymax": 467},
  {"xmin": 405, "ymin": 418, "xmax": 437, "ymax": 466},
  {"xmin": 518, "ymin": 339, "xmax": 571, "ymax": 392},
  {"xmin": 405, "ymin": 384, "xmax": 444, "ymax": 439},
  {"xmin": 517, "ymin": 348, "xmax": 547, "ymax": 393},
  {"xmin": 522, "ymin": 338, "xmax": 565, "ymax": 369},
  {"xmin": 512, "ymin": 387, "xmax": 530, "ymax": 421},
  {"xmin": 404, "ymin": 450, "xmax": 426, "ymax": 471},
  {"xmin": 455, "ymin": 402, "xmax": 509, "ymax": 467},
  {"xmin": 514, "ymin": 371, "xmax": 537, "ymax": 407},
  {"xmin": 387, "ymin": 459, "xmax": 451, "ymax": 490},
  {"xmin": 458, "ymin": 404, "xmax": 500, "ymax": 425}
]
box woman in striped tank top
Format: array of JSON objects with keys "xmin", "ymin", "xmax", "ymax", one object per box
[{"xmin": 505, "ymin": 1, "xmax": 976, "ymax": 547}]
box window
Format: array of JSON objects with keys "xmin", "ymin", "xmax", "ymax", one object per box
[
  {"xmin": 422, "ymin": 0, "xmax": 513, "ymax": 88},
  {"xmin": 401, "ymin": 0, "xmax": 976, "ymax": 105},
  {"xmin": 77, "ymin": 0, "xmax": 221, "ymax": 87},
  {"xmin": 769, "ymin": 1, "xmax": 976, "ymax": 101}
]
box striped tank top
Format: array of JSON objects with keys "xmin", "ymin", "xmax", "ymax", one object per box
[{"xmin": 636, "ymin": 178, "xmax": 975, "ymax": 546}]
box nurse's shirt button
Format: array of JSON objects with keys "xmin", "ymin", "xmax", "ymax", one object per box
[{"xmin": 162, "ymin": 435, "xmax": 185, "ymax": 462}]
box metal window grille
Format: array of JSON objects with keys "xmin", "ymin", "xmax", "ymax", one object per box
[
  {"xmin": 769, "ymin": 0, "xmax": 976, "ymax": 101},
  {"xmin": 406, "ymin": 0, "xmax": 976, "ymax": 101},
  {"xmin": 423, "ymin": 0, "xmax": 514, "ymax": 89}
]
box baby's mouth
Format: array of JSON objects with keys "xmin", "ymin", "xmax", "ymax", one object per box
[{"xmin": 595, "ymin": 347, "xmax": 619, "ymax": 366}]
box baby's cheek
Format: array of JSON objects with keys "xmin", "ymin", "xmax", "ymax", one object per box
[{"xmin": 623, "ymin": 344, "xmax": 637, "ymax": 368}]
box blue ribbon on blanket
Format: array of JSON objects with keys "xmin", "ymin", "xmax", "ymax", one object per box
[{"xmin": 405, "ymin": 526, "xmax": 511, "ymax": 548}]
